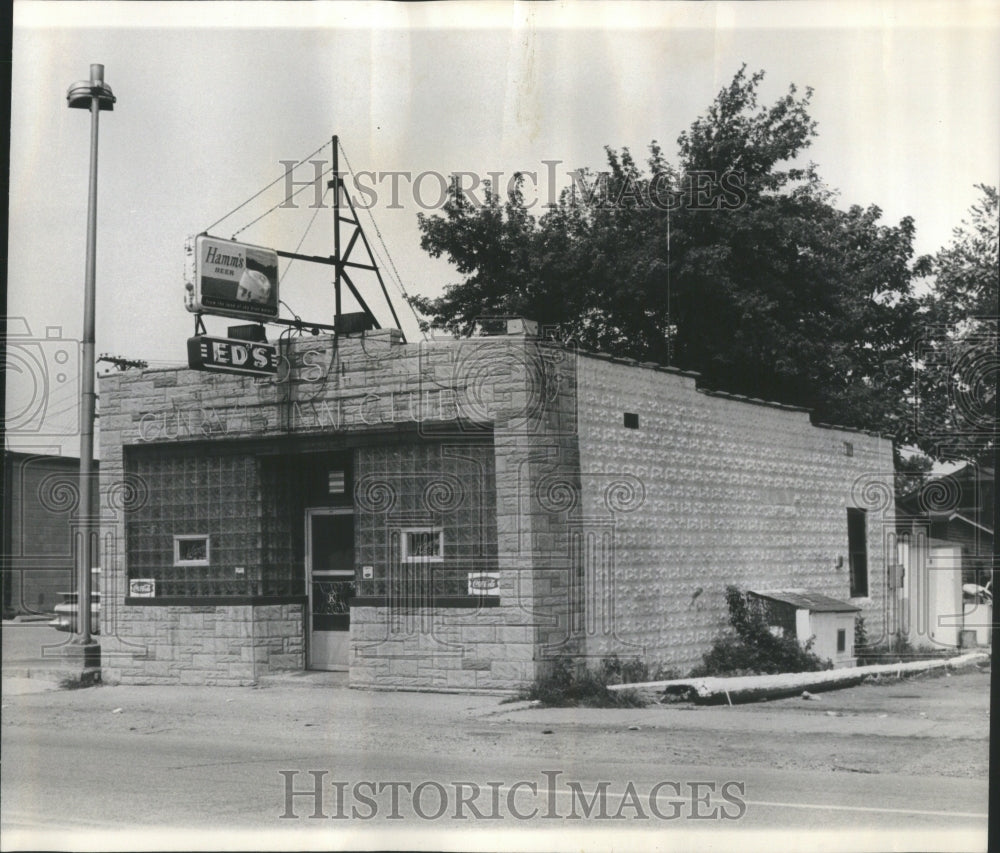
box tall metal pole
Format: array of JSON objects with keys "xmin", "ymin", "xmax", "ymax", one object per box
[
  {"xmin": 332, "ymin": 135, "xmax": 342, "ymax": 320},
  {"xmin": 67, "ymin": 64, "xmax": 115, "ymax": 653}
]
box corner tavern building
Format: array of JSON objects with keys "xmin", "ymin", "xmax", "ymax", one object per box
[{"xmin": 97, "ymin": 323, "xmax": 896, "ymax": 689}]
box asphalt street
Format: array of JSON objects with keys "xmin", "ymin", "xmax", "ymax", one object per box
[{"xmin": 0, "ymin": 625, "xmax": 990, "ymax": 851}]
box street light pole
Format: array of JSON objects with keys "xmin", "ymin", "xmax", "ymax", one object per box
[{"xmin": 67, "ymin": 64, "xmax": 115, "ymax": 660}]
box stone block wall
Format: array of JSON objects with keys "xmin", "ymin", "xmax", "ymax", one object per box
[
  {"xmin": 349, "ymin": 606, "xmax": 539, "ymax": 690},
  {"xmin": 99, "ymin": 330, "xmax": 574, "ymax": 690},
  {"xmin": 573, "ymin": 353, "xmax": 895, "ymax": 675},
  {"xmin": 101, "ymin": 603, "xmax": 303, "ymax": 685},
  {"xmin": 348, "ymin": 334, "xmax": 582, "ymax": 691}
]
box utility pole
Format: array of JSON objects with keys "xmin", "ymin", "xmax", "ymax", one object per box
[{"xmin": 65, "ymin": 64, "xmax": 115, "ymax": 674}]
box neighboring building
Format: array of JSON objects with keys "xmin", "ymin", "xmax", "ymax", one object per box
[
  {"xmin": 96, "ymin": 323, "xmax": 895, "ymax": 689},
  {"xmin": 895, "ymin": 464, "xmax": 994, "ymax": 649},
  {"xmin": 2, "ymin": 451, "xmax": 99, "ymax": 617},
  {"xmin": 896, "ymin": 464, "xmax": 994, "ymax": 585}
]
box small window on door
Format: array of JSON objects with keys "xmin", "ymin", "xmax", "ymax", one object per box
[
  {"xmin": 401, "ymin": 528, "xmax": 444, "ymax": 563},
  {"xmin": 847, "ymin": 507, "xmax": 868, "ymax": 597}
]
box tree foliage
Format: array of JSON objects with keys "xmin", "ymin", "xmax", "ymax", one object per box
[
  {"xmin": 912, "ymin": 185, "xmax": 998, "ymax": 463},
  {"xmin": 411, "ymin": 66, "xmax": 971, "ymax": 453}
]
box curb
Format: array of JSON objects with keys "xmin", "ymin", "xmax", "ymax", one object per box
[
  {"xmin": 3, "ymin": 666, "xmax": 74, "ymax": 683},
  {"xmin": 608, "ymin": 651, "xmax": 991, "ymax": 704}
]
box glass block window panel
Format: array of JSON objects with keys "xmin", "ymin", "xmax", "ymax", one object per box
[
  {"xmin": 328, "ymin": 469, "xmax": 346, "ymax": 495},
  {"xmin": 125, "ymin": 447, "xmax": 263, "ymax": 598},
  {"xmin": 353, "ymin": 438, "xmax": 498, "ymax": 599}
]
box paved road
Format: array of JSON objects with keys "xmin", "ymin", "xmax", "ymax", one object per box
[
  {"xmin": 1, "ymin": 654, "xmax": 989, "ymax": 851},
  {"xmin": 1, "ymin": 725, "xmax": 988, "ymax": 846}
]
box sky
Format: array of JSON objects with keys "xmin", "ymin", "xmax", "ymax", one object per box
[{"xmin": 6, "ymin": 0, "xmax": 1000, "ymax": 456}]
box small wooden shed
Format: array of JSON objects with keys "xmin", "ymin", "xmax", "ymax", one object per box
[{"xmin": 750, "ymin": 589, "xmax": 861, "ymax": 669}]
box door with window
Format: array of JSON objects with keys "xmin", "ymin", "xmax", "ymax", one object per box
[{"xmin": 306, "ymin": 508, "xmax": 355, "ymax": 670}]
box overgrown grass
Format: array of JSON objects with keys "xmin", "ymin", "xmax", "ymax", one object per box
[
  {"xmin": 519, "ymin": 656, "xmax": 649, "ymax": 707},
  {"xmin": 58, "ymin": 674, "xmax": 101, "ymax": 690},
  {"xmin": 856, "ymin": 636, "xmax": 963, "ymax": 666}
]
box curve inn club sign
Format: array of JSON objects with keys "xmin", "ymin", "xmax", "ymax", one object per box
[{"xmin": 185, "ymin": 235, "xmax": 280, "ymax": 377}]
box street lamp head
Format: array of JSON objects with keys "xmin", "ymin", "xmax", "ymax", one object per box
[{"xmin": 67, "ymin": 64, "xmax": 116, "ymax": 110}]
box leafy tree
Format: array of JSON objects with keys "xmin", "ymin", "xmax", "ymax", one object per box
[
  {"xmin": 912, "ymin": 185, "xmax": 998, "ymax": 462},
  {"xmin": 411, "ymin": 66, "xmax": 924, "ymax": 446},
  {"xmin": 894, "ymin": 451, "xmax": 935, "ymax": 496}
]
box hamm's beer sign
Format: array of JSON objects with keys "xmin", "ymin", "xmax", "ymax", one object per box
[
  {"xmin": 185, "ymin": 235, "xmax": 279, "ymax": 321},
  {"xmin": 188, "ymin": 335, "xmax": 279, "ymax": 377}
]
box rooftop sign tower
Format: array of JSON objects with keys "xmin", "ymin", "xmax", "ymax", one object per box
[{"xmin": 185, "ymin": 135, "xmax": 406, "ymax": 377}]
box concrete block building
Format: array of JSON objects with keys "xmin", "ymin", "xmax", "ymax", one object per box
[{"xmin": 96, "ymin": 324, "xmax": 895, "ymax": 689}]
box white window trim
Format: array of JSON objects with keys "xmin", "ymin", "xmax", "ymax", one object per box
[
  {"xmin": 173, "ymin": 534, "xmax": 211, "ymax": 566},
  {"xmin": 401, "ymin": 527, "xmax": 444, "ymax": 563}
]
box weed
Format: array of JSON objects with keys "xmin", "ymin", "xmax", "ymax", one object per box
[
  {"xmin": 521, "ymin": 657, "xmax": 647, "ymax": 707},
  {"xmin": 59, "ymin": 674, "xmax": 101, "ymax": 690},
  {"xmin": 856, "ymin": 635, "xmax": 961, "ymax": 665},
  {"xmin": 690, "ymin": 586, "xmax": 833, "ymax": 677}
]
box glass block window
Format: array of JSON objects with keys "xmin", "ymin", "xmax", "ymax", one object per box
[
  {"xmin": 125, "ymin": 448, "xmax": 263, "ymax": 597},
  {"xmin": 354, "ymin": 439, "xmax": 498, "ymax": 599}
]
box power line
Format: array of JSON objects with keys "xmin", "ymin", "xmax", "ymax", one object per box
[
  {"xmin": 278, "ymin": 184, "xmax": 330, "ymax": 285},
  {"xmin": 204, "ymin": 138, "xmax": 332, "ymax": 233},
  {"xmin": 230, "ymin": 162, "xmax": 334, "ymax": 240}
]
